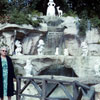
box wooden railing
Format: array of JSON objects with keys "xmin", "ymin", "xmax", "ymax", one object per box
[{"xmin": 16, "ymin": 76, "xmax": 95, "ymax": 100}]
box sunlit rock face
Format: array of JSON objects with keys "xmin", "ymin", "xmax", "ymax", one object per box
[
  {"xmin": 64, "ymin": 36, "xmax": 80, "ymax": 56},
  {"xmin": 0, "ymin": 16, "xmax": 80, "ymax": 56},
  {"xmin": 86, "ymin": 28, "xmax": 100, "ymax": 44},
  {"xmin": 86, "ymin": 28, "xmax": 100, "ymax": 56},
  {"xmin": 0, "ymin": 23, "xmax": 46, "ymax": 55},
  {"xmin": 0, "ymin": 16, "xmax": 100, "ymax": 100},
  {"xmin": 22, "ymin": 33, "xmax": 42, "ymax": 55},
  {"xmin": 62, "ymin": 16, "xmax": 79, "ymax": 35},
  {"xmin": 0, "ymin": 16, "xmax": 100, "ymax": 78},
  {"xmin": 10, "ymin": 55, "xmax": 100, "ymax": 78}
]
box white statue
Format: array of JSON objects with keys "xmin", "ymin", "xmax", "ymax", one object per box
[
  {"xmin": 57, "ymin": 6, "xmax": 63, "ymax": 17},
  {"xmin": 37, "ymin": 39, "xmax": 45, "ymax": 55},
  {"xmin": 24, "ymin": 59, "xmax": 33, "ymax": 77},
  {"xmin": 55, "ymin": 47, "xmax": 59, "ymax": 55},
  {"xmin": 15, "ymin": 40, "xmax": 22, "ymax": 55},
  {"xmin": 94, "ymin": 61, "xmax": 100, "ymax": 76},
  {"xmin": 46, "ymin": 0, "xmax": 56, "ymax": 16},
  {"xmin": 64, "ymin": 48, "xmax": 69, "ymax": 56},
  {"xmin": 81, "ymin": 41, "xmax": 88, "ymax": 57}
]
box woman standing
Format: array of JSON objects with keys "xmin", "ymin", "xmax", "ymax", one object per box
[{"xmin": 0, "ymin": 46, "xmax": 16, "ymax": 100}]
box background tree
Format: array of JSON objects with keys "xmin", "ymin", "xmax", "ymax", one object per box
[
  {"xmin": 0, "ymin": 0, "xmax": 9, "ymax": 16},
  {"xmin": 0, "ymin": 0, "xmax": 100, "ymax": 28},
  {"xmin": 66, "ymin": 0, "xmax": 100, "ymax": 18},
  {"xmin": 8, "ymin": 0, "xmax": 41, "ymax": 14}
]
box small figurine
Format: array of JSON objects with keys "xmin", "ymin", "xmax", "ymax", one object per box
[
  {"xmin": 24, "ymin": 59, "xmax": 33, "ymax": 77},
  {"xmin": 64, "ymin": 48, "xmax": 69, "ymax": 56},
  {"xmin": 55, "ymin": 47, "xmax": 59, "ymax": 55},
  {"xmin": 81, "ymin": 41, "xmax": 88, "ymax": 57},
  {"xmin": 57, "ymin": 6, "xmax": 63, "ymax": 17},
  {"xmin": 15, "ymin": 40, "xmax": 22, "ymax": 55},
  {"xmin": 37, "ymin": 39, "xmax": 45, "ymax": 55}
]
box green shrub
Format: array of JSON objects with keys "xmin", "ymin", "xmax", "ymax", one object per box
[
  {"xmin": 0, "ymin": 0, "xmax": 9, "ymax": 15},
  {"xmin": 31, "ymin": 10, "xmax": 42, "ymax": 17},
  {"xmin": 31, "ymin": 20, "xmax": 42, "ymax": 27},
  {"xmin": 27, "ymin": 17, "xmax": 42, "ymax": 27},
  {"xmin": 9, "ymin": 9, "xmax": 29, "ymax": 25},
  {"xmin": 78, "ymin": 18, "xmax": 87, "ymax": 37},
  {"xmin": 63, "ymin": 10, "xmax": 77, "ymax": 17},
  {"xmin": 90, "ymin": 16, "xmax": 100, "ymax": 28},
  {"xmin": 98, "ymin": 40, "xmax": 100, "ymax": 44},
  {"xmin": 8, "ymin": 9, "xmax": 42, "ymax": 27}
]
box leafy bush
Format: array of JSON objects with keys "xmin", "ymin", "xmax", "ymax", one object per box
[
  {"xmin": 0, "ymin": 0, "xmax": 9, "ymax": 15},
  {"xmin": 90, "ymin": 16, "xmax": 100, "ymax": 28},
  {"xmin": 78, "ymin": 18, "xmax": 87, "ymax": 37},
  {"xmin": 63, "ymin": 10, "xmax": 77, "ymax": 17},
  {"xmin": 8, "ymin": 9, "xmax": 42, "ymax": 27},
  {"xmin": 31, "ymin": 10, "xmax": 43, "ymax": 17},
  {"xmin": 32, "ymin": 19, "xmax": 42, "ymax": 27},
  {"xmin": 27, "ymin": 17, "xmax": 42, "ymax": 27},
  {"xmin": 0, "ymin": 15, "xmax": 10, "ymax": 23},
  {"xmin": 97, "ymin": 40, "xmax": 100, "ymax": 44},
  {"xmin": 9, "ymin": 9, "xmax": 29, "ymax": 25}
]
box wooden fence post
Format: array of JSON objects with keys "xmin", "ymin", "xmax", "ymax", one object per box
[
  {"xmin": 16, "ymin": 76, "xmax": 21, "ymax": 100},
  {"xmin": 41, "ymin": 80, "xmax": 47, "ymax": 100}
]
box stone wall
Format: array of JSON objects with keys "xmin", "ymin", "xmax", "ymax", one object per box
[
  {"xmin": 11, "ymin": 55, "xmax": 100, "ymax": 77},
  {"xmin": 0, "ymin": 16, "xmax": 100, "ymax": 78}
]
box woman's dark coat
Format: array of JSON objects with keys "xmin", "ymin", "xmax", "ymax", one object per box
[{"xmin": 0, "ymin": 56, "xmax": 16, "ymax": 98}]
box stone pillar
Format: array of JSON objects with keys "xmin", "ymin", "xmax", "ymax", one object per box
[{"xmin": 2, "ymin": 31, "xmax": 16, "ymax": 55}]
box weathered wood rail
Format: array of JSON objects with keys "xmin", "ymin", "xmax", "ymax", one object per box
[{"xmin": 16, "ymin": 76, "xmax": 96, "ymax": 100}]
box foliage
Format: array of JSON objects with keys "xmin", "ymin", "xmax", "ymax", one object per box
[
  {"xmin": 8, "ymin": 9, "xmax": 42, "ymax": 27},
  {"xmin": 78, "ymin": 10, "xmax": 88, "ymax": 19},
  {"xmin": 27, "ymin": 17, "xmax": 42, "ymax": 27},
  {"xmin": 78, "ymin": 18, "xmax": 87, "ymax": 37},
  {"xmin": 0, "ymin": 0, "xmax": 100, "ymax": 18},
  {"xmin": 90, "ymin": 16, "xmax": 100, "ymax": 28},
  {"xmin": 97, "ymin": 40, "xmax": 100, "ymax": 44},
  {"xmin": 77, "ymin": 10, "xmax": 88, "ymax": 37},
  {"xmin": 0, "ymin": 0, "xmax": 9, "ymax": 15},
  {"xmin": 0, "ymin": 16, "xmax": 10, "ymax": 23},
  {"xmin": 0, "ymin": 0, "xmax": 42, "ymax": 27},
  {"xmin": 63, "ymin": 10, "xmax": 77, "ymax": 17},
  {"xmin": 31, "ymin": 10, "xmax": 42, "ymax": 17},
  {"xmin": 68, "ymin": 0, "xmax": 100, "ymax": 18},
  {"xmin": 8, "ymin": 0, "xmax": 41, "ymax": 13},
  {"xmin": 28, "ymin": 0, "xmax": 41, "ymax": 11},
  {"xmin": 31, "ymin": 20, "xmax": 42, "ymax": 27},
  {"xmin": 0, "ymin": 0, "xmax": 100, "ymax": 32},
  {"xmin": 9, "ymin": 9, "xmax": 29, "ymax": 25},
  {"xmin": 0, "ymin": 0, "xmax": 41, "ymax": 15}
]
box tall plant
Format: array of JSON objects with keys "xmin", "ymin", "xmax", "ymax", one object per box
[
  {"xmin": 78, "ymin": 10, "xmax": 88, "ymax": 37},
  {"xmin": 90, "ymin": 16, "xmax": 100, "ymax": 28},
  {"xmin": 0, "ymin": 0, "xmax": 9, "ymax": 15},
  {"xmin": 8, "ymin": 0, "xmax": 41, "ymax": 14}
]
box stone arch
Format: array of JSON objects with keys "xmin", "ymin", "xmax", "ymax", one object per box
[{"xmin": 38, "ymin": 65, "xmax": 77, "ymax": 77}]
